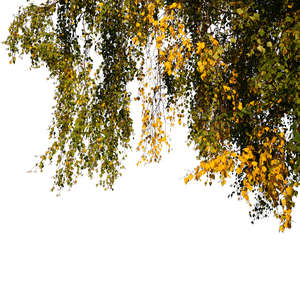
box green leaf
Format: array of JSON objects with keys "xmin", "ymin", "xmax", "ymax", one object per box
[
  {"xmin": 237, "ymin": 8, "xmax": 243, "ymax": 15},
  {"xmin": 258, "ymin": 29, "xmax": 265, "ymax": 37}
]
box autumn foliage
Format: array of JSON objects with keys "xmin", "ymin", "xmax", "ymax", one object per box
[{"xmin": 4, "ymin": 0, "xmax": 299, "ymax": 230}]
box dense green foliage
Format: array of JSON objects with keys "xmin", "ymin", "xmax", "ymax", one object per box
[{"xmin": 4, "ymin": 0, "xmax": 299, "ymax": 230}]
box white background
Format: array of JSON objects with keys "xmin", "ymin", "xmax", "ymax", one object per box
[{"xmin": 1, "ymin": 1, "xmax": 299, "ymax": 299}]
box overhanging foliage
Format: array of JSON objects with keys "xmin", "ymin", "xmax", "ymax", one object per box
[{"xmin": 4, "ymin": 0, "xmax": 300, "ymax": 230}]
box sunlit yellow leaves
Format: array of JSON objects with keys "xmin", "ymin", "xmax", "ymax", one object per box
[
  {"xmin": 96, "ymin": 2, "xmax": 104, "ymax": 11},
  {"xmin": 230, "ymin": 127, "xmax": 294, "ymax": 230},
  {"xmin": 184, "ymin": 173, "xmax": 194, "ymax": 184},
  {"xmin": 169, "ymin": 2, "xmax": 182, "ymax": 10},
  {"xmin": 280, "ymin": 207, "xmax": 293, "ymax": 231},
  {"xmin": 156, "ymin": 35, "xmax": 163, "ymax": 49},
  {"xmin": 191, "ymin": 151, "xmax": 237, "ymax": 185},
  {"xmin": 241, "ymin": 190, "xmax": 249, "ymax": 202},
  {"xmin": 153, "ymin": 20, "xmax": 159, "ymax": 27},
  {"xmin": 196, "ymin": 42, "xmax": 205, "ymax": 53},
  {"xmin": 182, "ymin": 38, "xmax": 192, "ymax": 51},
  {"xmin": 147, "ymin": 2, "xmax": 155, "ymax": 14},
  {"xmin": 223, "ymin": 85, "xmax": 230, "ymax": 92},
  {"xmin": 164, "ymin": 61, "xmax": 172, "ymax": 75},
  {"xmin": 197, "ymin": 61, "xmax": 205, "ymax": 73},
  {"xmin": 286, "ymin": 186, "xmax": 293, "ymax": 197},
  {"xmin": 200, "ymin": 72, "xmax": 207, "ymax": 80},
  {"xmin": 132, "ymin": 36, "xmax": 139, "ymax": 45},
  {"xmin": 209, "ymin": 36, "xmax": 219, "ymax": 46},
  {"xmin": 178, "ymin": 23, "xmax": 185, "ymax": 36},
  {"xmin": 229, "ymin": 76, "xmax": 236, "ymax": 84},
  {"xmin": 236, "ymin": 167, "xmax": 242, "ymax": 174}
]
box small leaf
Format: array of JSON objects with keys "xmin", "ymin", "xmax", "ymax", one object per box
[
  {"xmin": 237, "ymin": 8, "xmax": 243, "ymax": 15},
  {"xmin": 230, "ymin": 37, "xmax": 236, "ymax": 44},
  {"xmin": 257, "ymin": 45, "xmax": 265, "ymax": 54},
  {"xmin": 258, "ymin": 29, "xmax": 265, "ymax": 36}
]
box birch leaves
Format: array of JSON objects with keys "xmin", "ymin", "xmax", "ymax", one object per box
[{"xmin": 4, "ymin": 0, "xmax": 299, "ymax": 230}]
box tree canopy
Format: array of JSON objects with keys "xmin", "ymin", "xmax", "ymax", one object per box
[{"xmin": 4, "ymin": 0, "xmax": 299, "ymax": 231}]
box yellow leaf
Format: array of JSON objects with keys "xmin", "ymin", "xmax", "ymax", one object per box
[
  {"xmin": 238, "ymin": 102, "xmax": 243, "ymax": 110},
  {"xmin": 210, "ymin": 36, "xmax": 219, "ymax": 46},
  {"xmin": 197, "ymin": 42, "xmax": 205, "ymax": 53},
  {"xmin": 164, "ymin": 61, "xmax": 172, "ymax": 75},
  {"xmin": 223, "ymin": 85, "xmax": 230, "ymax": 92},
  {"xmin": 252, "ymin": 161, "xmax": 258, "ymax": 167},
  {"xmin": 241, "ymin": 190, "xmax": 249, "ymax": 201},
  {"xmin": 197, "ymin": 61, "xmax": 204, "ymax": 73},
  {"xmin": 286, "ymin": 186, "xmax": 293, "ymax": 196},
  {"xmin": 200, "ymin": 72, "xmax": 206, "ymax": 80},
  {"xmin": 156, "ymin": 36, "xmax": 163, "ymax": 49},
  {"xmin": 132, "ymin": 36, "xmax": 139, "ymax": 45}
]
